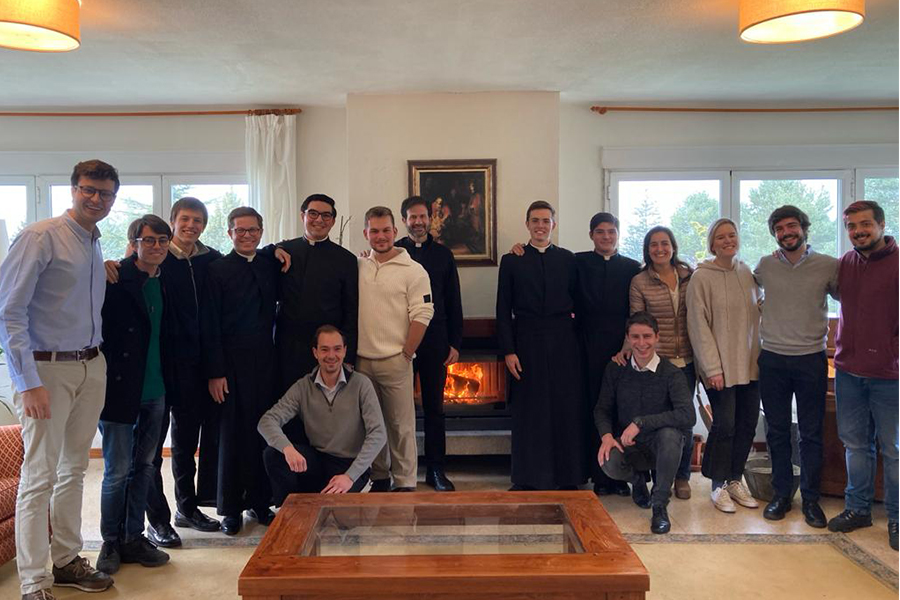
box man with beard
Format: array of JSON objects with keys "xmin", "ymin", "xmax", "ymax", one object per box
[
  {"xmin": 754, "ymin": 206, "xmax": 838, "ymax": 528},
  {"xmin": 497, "ymin": 201, "xmax": 586, "ymax": 490},
  {"xmin": 275, "ymin": 195, "xmax": 358, "ymax": 390},
  {"xmin": 202, "ymin": 207, "xmax": 279, "ymax": 535},
  {"xmin": 827, "ymin": 200, "xmax": 898, "ymax": 551},
  {"xmin": 396, "ymin": 196, "xmax": 464, "ymax": 491}
]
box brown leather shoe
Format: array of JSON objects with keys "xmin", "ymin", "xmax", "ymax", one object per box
[
  {"xmin": 674, "ymin": 479, "xmax": 691, "ymax": 500},
  {"xmin": 22, "ymin": 590, "xmax": 58, "ymax": 600},
  {"xmin": 51, "ymin": 556, "xmax": 113, "ymax": 592}
]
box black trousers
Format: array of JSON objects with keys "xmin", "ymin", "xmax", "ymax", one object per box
[
  {"xmin": 601, "ymin": 427, "xmax": 684, "ymax": 507},
  {"xmin": 701, "ymin": 381, "xmax": 760, "ymax": 483},
  {"xmin": 145, "ymin": 405, "xmax": 172, "ymax": 527},
  {"xmin": 759, "ymin": 350, "xmax": 827, "ymax": 501},
  {"xmin": 169, "ymin": 390, "xmax": 220, "ymax": 515},
  {"xmin": 414, "ymin": 327, "xmax": 449, "ymax": 469},
  {"xmin": 263, "ymin": 444, "xmax": 369, "ymax": 507}
]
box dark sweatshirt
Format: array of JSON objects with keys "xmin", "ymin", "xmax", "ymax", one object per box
[{"xmin": 835, "ymin": 236, "xmax": 898, "ymax": 380}]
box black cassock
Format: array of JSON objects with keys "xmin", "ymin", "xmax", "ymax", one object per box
[
  {"xmin": 201, "ymin": 250, "xmax": 280, "ymax": 516},
  {"xmin": 274, "ymin": 237, "xmax": 358, "ymax": 393},
  {"xmin": 496, "ymin": 244, "xmax": 586, "ymax": 489},
  {"xmin": 574, "ymin": 251, "xmax": 641, "ymax": 484}
]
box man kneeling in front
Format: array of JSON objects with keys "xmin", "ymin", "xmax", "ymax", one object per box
[
  {"xmin": 595, "ymin": 311, "xmax": 696, "ymax": 534},
  {"xmin": 259, "ymin": 325, "xmax": 387, "ymax": 502}
]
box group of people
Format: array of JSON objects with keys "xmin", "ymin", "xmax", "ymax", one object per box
[
  {"xmin": 0, "ymin": 160, "xmax": 463, "ymax": 600},
  {"xmin": 500, "ymin": 200, "xmax": 897, "ymax": 542},
  {"xmin": 0, "ymin": 159, "xmax": 895, "ymax": 600}
]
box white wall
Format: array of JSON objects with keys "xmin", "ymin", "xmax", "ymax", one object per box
[
  {"xmin": 346, "ymin": 92, "xmax": 560, "ymax": 318},
  {"xmin": 558, "ymin": 104, "xmax": 900, "ymax": 252}
]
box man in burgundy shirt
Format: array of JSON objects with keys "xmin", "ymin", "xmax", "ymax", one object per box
[{"xmin": 826, "ymin": 200, "xmax": 898, "ymax": 552}]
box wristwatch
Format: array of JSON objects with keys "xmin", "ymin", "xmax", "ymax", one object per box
[{"xmin": 632, "ymin": 417, "xmax": 644, "ymax": 429}]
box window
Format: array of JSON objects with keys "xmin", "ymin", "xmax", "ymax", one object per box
[
  {"xmin": 167, "ymin": 182, "xmax": 250, "ymax": 253},
  {"xmin": 734, "ymin": 172, "xmax": 847, "ymax": 270},
  {"xmin": 0, "ymin": 178, "xmax": 31, "ymax": 248},
  {"xmin": 50, "ymin": 183, "xmax": 155, "ymax": 260},
  {"xmin": 610, "ymin": 173, "xmax": 725, "ymax": 263},
  {"xmin": 858, "ymin": 170, "xmax": 899, "ymax": 240}
]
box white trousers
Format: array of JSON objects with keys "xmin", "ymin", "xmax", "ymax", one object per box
[{"xmin": 14, "ymin": 353, "xmax": 106, "ymax": 595}]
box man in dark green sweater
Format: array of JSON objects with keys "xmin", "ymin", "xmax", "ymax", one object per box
[{"xmin": 595, "ymin": 312, "xmax": 696, "ymax": 534}]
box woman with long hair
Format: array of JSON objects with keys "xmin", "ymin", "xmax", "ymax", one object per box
[
  {"xmin": 686, "ymin": 218, "xmax": 761, "ymax": 514},
  {"xmin": 628, "ymin": 226, "xmax": 696, "ymax": 500}
]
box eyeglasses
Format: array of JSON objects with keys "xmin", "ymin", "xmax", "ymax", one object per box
[
  {"xmin": 133, "ymin": 236, "xmax": 171, "ymax": 248},
  {"xmin": 305, "ymin": 209, "xmax": 335, "ymax": 222},
  {"xmin": 76, "ymin": 185, "xmax": 117, "ymax": 202},
  {"xmin": 231, "ymin": 227, "xmax": 262, "ymax": 237}
]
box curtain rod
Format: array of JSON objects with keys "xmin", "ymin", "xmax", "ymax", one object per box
[
  {"xmin": 0, "ymin": 108, "xmax": 302, "ymax": 117},
  {"xmin": 591, "ymin": 106, "xmax": 898, "ymax": 115}
]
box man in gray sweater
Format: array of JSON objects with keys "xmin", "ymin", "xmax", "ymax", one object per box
[
  {"xmin": 258, "ymin": 325, "xmax": 387, "ymax": 503},
  {"xmin": 754, "ymin": 205, "xmax": 838, "ymax": 527},
  {"xmin": 595, "ymin": 312, "xmax": 695, "ymax": 535}
]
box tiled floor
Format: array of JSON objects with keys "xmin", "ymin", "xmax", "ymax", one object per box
[{"xmin": 75, "ymin": 454, "xmax": 898, "ymax": 567}]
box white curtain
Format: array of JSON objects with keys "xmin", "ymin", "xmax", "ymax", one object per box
[{"xmin": 245, "ymin": 113, "xmax": 298, "ymax": 244}]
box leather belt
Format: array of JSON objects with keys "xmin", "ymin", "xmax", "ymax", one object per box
[{"xmin": 33, "ymin": 347, "xmax": 100, "ymax": 362}]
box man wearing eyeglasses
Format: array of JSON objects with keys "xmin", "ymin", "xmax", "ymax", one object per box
[
  {"xmin": 0, "ymin": 160, "xmax": 117, "ymax": 599},
  {"xmin": 96, "ymin": 215, "xmax": 174, "ymax": 575},
  {"xmin": 274, "ymin": 194, "xmax": 358, "ymax": 397},
  {"xmin": 200, "ymin": 207, "xmax": 280, "ymax": 535}
]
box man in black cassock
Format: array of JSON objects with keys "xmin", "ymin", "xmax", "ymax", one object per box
[
  {"xmin": 496, "ymin": 201, "xmax": 586, "ymax": 490},
  {"xmin": 274, "ymin": 194, "xmax": 358, "ymax": 394},
  {"xmin": 202, "ymin": 207, "xmax": 279, "ymax": 535},
  {"xmin": 396, "ymin": 196, "xmax": 464, "ymax": 492},
  {"xmin": 575, "ymin": 212, "xmax": 641, "ymax": 496}
]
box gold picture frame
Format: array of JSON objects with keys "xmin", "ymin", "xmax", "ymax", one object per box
[{"xmin": 407, "ymin": 159, "xmax": 497, "ymax": 266}]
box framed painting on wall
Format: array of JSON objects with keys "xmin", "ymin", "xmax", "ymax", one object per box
[{"xmin": 408, "ymin": 158, "xmax": 497, "ymax": 266}]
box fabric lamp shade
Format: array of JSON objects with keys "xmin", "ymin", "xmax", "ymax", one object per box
[
  {"xmin": 740, "ymin": 0, "xmax": 865, "ymax": 43},
  {"xmin": 0, "ymin": 0, "xmax": 80, "ymax": 52}
]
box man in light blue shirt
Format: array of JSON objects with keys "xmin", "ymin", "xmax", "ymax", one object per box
[{"xmin": 0, "ymin": 160, "xmax": 118, "ymax": 600}]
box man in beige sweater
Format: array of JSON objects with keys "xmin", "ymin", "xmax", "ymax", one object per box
[{"xmin": 357, "ymin": 206, "xmax": 434, "ymax": 491}]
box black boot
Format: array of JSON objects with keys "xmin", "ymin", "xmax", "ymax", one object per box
[
  {"xmin": 651, "ymin": 505, "xmax": 671, "ymax": 534},
  {"xmin": 631, "ymin": 473, "xmax": 651, "ymax": 509},
  {"xmin": 425, "ymin": 467, "xmax": 456, "ymax": 492}
]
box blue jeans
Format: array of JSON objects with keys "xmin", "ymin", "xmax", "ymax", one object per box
[
  {"xmin": 99, "ymin": 397, "xmax": 165, "ymax": 543},
  {"xmin": 834, "ymin": 370, "xmax": 898, "ymax": 522},
  {"xmin": 676, "ymin": 363, "xmax": 697, "ymax": 481}
]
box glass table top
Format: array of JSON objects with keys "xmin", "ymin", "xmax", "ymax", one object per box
[{"xmin": 300, "ymin": 503, "xmax": 584, "ymax": 557}]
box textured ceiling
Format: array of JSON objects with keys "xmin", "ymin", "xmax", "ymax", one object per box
[{"xmin": 0, "ymin": 0, "xmax": 896, "ymax": 108}]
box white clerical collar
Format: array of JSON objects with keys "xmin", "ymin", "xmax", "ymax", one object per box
[
  {"xmin": 305, "ymin": 235, "xmax": 328, "ymax": 246},
  {"xmin": 631, "ymin": 353, "xmax": 660, "ymax": 373},
  {"xmin": 529, "ymin": 241, "xmax": 551, "ymax": 253},
  {"xmin": 237, "ymin": 251, "xmax": 256, "ymax": 262}
]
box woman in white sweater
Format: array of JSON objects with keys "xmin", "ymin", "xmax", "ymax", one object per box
[{"xmin": 686, "ymin": 218, "xmax": 762, "ymax": 514}]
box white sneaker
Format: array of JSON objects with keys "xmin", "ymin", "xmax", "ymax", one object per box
[
  {"xmin": 725, "ymin": 480, "xmax": 759, "ymax": 508},
  {"xmin": 711, "ymin": 486, "xmax": 736, "ymax": 513}
]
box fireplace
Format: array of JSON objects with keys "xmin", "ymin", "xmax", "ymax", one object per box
[{"xmin": 414, "ymin": 319, "xmax": 511, "ymax": 431}]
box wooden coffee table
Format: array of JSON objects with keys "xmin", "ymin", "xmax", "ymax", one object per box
[{"xmin": 239, "ymin": 490, "xmax": 649, "ymax": 600}]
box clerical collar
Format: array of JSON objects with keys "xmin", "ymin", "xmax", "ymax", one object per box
[
  {"xmin": 529, "ymin": 241, "xmax": 551, "ymax": 253},
  {"xmin": 305, "ymin": 236, "xmax": 328, "ymax": 246},
  {"xmin": 631, "ymin": 353, "xmax": 660, "ymax": 373},
  {"xmin": 237, "ymin": 251, "xmax": 256, "ymax": 262}
]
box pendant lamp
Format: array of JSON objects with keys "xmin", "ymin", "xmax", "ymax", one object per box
[
  {"xmin": 740, "ymin": 0, "xmax": 865, "ymax": 44},
  {"xmin": 0, "ymin": 0, "xmax": 81, "ymax": 52}
]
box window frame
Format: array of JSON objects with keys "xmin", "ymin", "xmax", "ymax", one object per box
[
  {"xmin": 0, "ymin": 176, "xmax": 37, "ymax": 240},
  {"xmin": 730, "ymin": 169, "xmax": 852, "ymax": 258}
]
